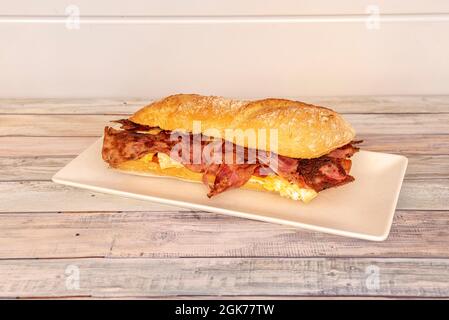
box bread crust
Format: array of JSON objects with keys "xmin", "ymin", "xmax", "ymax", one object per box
[{"xmin": 130, "ymin": 94, "xmax": 355, "ymax": 159}]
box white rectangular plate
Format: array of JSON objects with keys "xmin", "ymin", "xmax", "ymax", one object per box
[{"xmin": 53, "ymin": 139, "xmax": 408, "ymax": 241}]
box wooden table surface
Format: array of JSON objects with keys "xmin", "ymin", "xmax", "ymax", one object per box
[{"xmin": 0, "ymin": 96, "xmax": 448, "ymax": 299}]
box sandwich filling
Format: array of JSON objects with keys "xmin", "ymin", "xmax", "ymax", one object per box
[{"xmin": 102, "ymin": 119, "xmax": 360, "ymax": 201}]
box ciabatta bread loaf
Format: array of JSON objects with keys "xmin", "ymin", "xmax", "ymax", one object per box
[{"xmin": 130, "ymin": 94, "xmax": 355, "ymax": 159}]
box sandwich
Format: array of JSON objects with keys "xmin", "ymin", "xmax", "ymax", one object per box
[{"xmin": 102, "ymin": 94, "xmax": 361, "ymax": 203}]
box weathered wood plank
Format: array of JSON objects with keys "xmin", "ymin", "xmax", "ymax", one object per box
[
  {"xmin": 3, "ymin": 180, "xmax": 449, "ymax": 212},
  {"xmin": 0, "ymin": 115, "xmax": 110, "ymax": 137},
  {"xmin": 306, "ymin": 96, "xmax": 449, "ymax": 114},
  {"xmin": 1, "ymin": 114, "xmax": 449, "ymax": 136},
  {"xmin": 0, "ymin": 96, "xmax": 448, "ymax": 114},
  {"xmin": 0, "ymin": 157, "xmax": 72, "ymax": 181},
  {"xmin": 346, "ymin": 114, "xmax": 449, "ymax": 135},
  {"xmin": 0, "ymin": 181, "xmax": 189, "ymax": 213},
  {"xmin": 0, "ymin": 258, "xmax": 447, "ymax": 298},
  {"xmin": 0, "ymin": 97, "xmax": 446, "ymax": 300},
  {"xmin": 0, "ymin": 211, "xmax": 447, "ymax": 259},
  {"xmin": 2, "ymin": 135, "xmax": 448, "ymax": 158},
  {"xmin": 0, "ymin": 137, "xmax": 98, "ymax": 157},
  {"xmin": 2, "ymin": 154, "xmax": 447, "ymax": 181},
  {"xmin": 0, "ymin": 99, "xmax": 141, "ymax": 115},
  {"xmin": 0, "ymin": 135, "xmax": 449, "ymax": 161},
  {"xmin": 22, "ymin": 295, "xmax": 449, "ymax": 300},
  {"xmin": 0, "ymin": 178, "xmax": 446, "ymax": 212},
  {"xmin": 397, "ymin": 179, "xmax": 449, "ymax": 211},
  {"xmin": 405, "ymin": 155, "xmax": 449, "ymax": 179},
  {"xmin": 360, "ymin": 134, "xmax": 449, "ymax": 155}
]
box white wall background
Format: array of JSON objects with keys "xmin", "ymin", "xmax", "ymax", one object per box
[{"xmin": 0, "ymin": 0, "xmax": 449, "ymax": 98}]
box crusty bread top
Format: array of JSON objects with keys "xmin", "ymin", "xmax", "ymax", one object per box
[{"xmin": 130, "ymin": 94, "xmax": 356, "ymax": 159}]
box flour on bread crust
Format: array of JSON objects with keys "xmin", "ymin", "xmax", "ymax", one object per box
[{"xmin": 130, "ymin": 94, "xmax": 355, "ymax": 159}]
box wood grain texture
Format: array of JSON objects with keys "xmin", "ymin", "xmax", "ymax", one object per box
[
  {"xmin": 306, "ymin": 96, "xmax": 449, "ymax": 114},
  {"xmin": 397, "ymin": 179, "xmax": 449, "ymax": 210},
  {"xmin": 0, "ymin": 137, "xmax": 97, "ymax": 157},
  {"xmin": 2, "ymin": 135, "xmax": 449, "ymax": 157},
  {"xmin": 1, "ymin": 96, "xmax": 448, "ymax": 114},
  {"xmin": 405, "ymin": 155, "xmax": 449, "ymax": 179},
  {"xmin": 0, "ymin": 258, "xmax": 448, "ymax": 298},
  {"xmin": 1, "ymin": 154, "xmax": 448, "ymax": 181},
  {"xmin": 360, "ymin": 134, "xmax": 449, "ymax": 155},
  {"xmin": 0, "ymin": 179, "xmax": 447, "ymax": 213},
  {"xmin": 0, "ymin": 210, "xmax": 446, "ymax": 259},
  {"xmin": 0, "ymin": 157, "xmax": 73, "ymax": 181},
  {"xmin": 0, "ymin": 99, "xmax": 140, "ymax": 115},
  {"xmin": 29, "ymin": 296, "xmax": 449, "ymax": 300},
  {"xmin": 0, "ymin": 97, "xmax": 448, "ymax": 299},
  {"xmin": 0, "ymin": 181, "xmax": 187, "ymax": 213},
  {"xmin": 2, "ymin": 114, "xmax": 449, "ymax": 136}
]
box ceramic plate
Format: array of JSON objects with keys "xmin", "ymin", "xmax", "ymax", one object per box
[{"xmin": 53, "ymin": 139, "xmax": 407, "ymax": 241}]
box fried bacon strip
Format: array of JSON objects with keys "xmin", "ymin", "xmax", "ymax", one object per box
[
  {"xmin": 111, "ymin": 119, "xmax": 157, "ymax": 132},
  {"xmin": 102, "ymin": 120, "xmax": 361, "ymax": 197},
  {"xmin": 102, "ymin": 127, "xmax": 174, "ymax": 166},
  {"xmin": 207, "ymin": 164, "xmax": 259, "ymax": 197}
]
